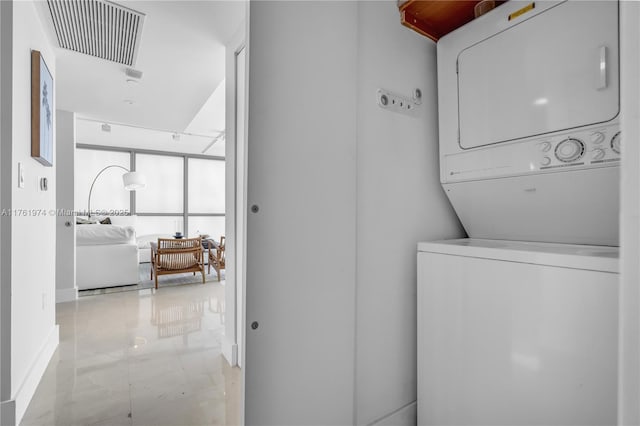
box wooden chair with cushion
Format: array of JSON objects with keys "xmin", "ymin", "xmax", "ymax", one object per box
[
  {"xmin": 151, "ymin": 237, "xmax": 205, "ymax": 289},
  {"xmin": 207, "ymin": 236, "xmax": 226, "ymax": 281}
]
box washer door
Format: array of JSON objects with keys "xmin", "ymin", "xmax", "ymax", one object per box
[{"xmin": 457, "ymin": 1, "xmax": 619, "ymax": 149}]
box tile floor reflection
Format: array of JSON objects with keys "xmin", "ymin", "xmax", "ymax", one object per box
[{"xmin": 21, "ymin": 282, "xmax": 240, "ymax": 426}]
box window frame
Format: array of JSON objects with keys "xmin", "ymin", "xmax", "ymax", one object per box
[{"xmin": 77, "ymin": 144, "xmax": 225, "ymax": 236}]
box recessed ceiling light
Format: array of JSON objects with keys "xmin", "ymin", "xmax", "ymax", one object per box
[
  {"xmin": 126, "ymin": 79, "xmax": 139, "ymax": 85},
  {"xmin": 123, "ymin": 99, "xmax": 135, "ymax": 105}
]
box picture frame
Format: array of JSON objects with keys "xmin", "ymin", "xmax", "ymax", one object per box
[{"xmin": 31, "ymin": 50, "xmax": 53, "ymax": 167}]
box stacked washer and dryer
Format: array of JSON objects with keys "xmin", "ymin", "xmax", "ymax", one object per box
[{"xmin": 417, "ymin": 1, "xmax": 620, "ymax": 425}]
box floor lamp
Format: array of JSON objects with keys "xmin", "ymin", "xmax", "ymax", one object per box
[{"xmin": 87, "ymin": 165, "xmax": 146, "ymax": 219}]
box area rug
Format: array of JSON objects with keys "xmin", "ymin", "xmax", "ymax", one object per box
[{"xmin": 78, "ymin": 263, "xmax": 225, "ymax": 296}]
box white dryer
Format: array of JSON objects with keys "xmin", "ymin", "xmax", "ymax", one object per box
[{"xmin": 437, "ymin": 0, "xmax": 620, "ymax": 246}]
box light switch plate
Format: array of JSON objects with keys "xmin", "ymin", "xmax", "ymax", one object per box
[{"xmin": 18, "ymin": 162, "xmax": 24, "ymax": 188}]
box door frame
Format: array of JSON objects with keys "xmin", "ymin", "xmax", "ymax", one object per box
[{"xmin": 223, "ymin": 22, "xmax": 247, "ymax": 371}]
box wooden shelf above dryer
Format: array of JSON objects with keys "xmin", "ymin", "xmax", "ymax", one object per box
[{"xmin": 398, "ymin": 0, "xmax": 507, "ymax": 42}]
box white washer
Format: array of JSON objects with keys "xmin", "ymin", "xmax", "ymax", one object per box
[
  {"xmin": 417, "ymin": 239, "xmax": 619, "ymax": 425},
  {"xmin": 437, "ymin": 1, "xmax": 620, "ymax": 246}
]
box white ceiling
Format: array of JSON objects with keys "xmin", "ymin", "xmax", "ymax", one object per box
[
  {"xmin": 185, "ymin": 79, "xmax": 226, "ymax": 136},
  {"xmin": 43, "ymin": 0, "xmax": 245, "ymax": 135}
]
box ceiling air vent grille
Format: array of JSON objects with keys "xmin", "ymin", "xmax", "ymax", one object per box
[{"xmin": 46, "ymin": 0, "xmax": 145, "ymax": 66}]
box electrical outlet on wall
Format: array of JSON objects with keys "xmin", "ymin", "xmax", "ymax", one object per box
[
  {"xmin": 18, "ymin": 162, "xmax": 25, "ymax": 188},
  {"xmin": 376, "ymin": 88, "xmax": 421, "ymax": 116}
]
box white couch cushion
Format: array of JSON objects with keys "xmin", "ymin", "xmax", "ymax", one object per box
[
  {"xmin": 137, "ymin": 233, "xmax": 172, "ymax": 249},
  {"xmin": 77, "ymin": 224, "xmax": 136, "ymax": 246}
]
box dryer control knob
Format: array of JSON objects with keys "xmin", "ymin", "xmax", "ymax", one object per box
[
  {"xmin": 555, "ymin": 138, "xmax": 585, "ymax": 163},
  {"xmin": 541, "ymin": 156, "xmax": 551, "ymax": 166},
  {"xmin": 611, "ymin": 131, "xmax": 621, "ymax": 154},
  {"xmin": 539, "ymin": 141, "xmax": 552, "ymax": 152},
  {"xmin": 591, "ymin": 132, "xmax": 605, "ymax": 144},
  {"xmin": 592, "ymin": 148, "xmax": 606, "ymax": 161}
]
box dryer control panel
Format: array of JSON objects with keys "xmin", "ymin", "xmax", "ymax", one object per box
[
  {"xmin": 443, "ymin": 123, "xmax": 620, "ymax": 183},
  {"xmin": 540, "ymin": 125, "xmax": 621, "ymax": 170}
]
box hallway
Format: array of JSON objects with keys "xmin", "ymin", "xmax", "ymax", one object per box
[{"xmin": 21, "ymin": 282, "xmax": 240, "ymax": 426}]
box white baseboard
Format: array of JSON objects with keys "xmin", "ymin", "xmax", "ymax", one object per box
[
  {"xmin": 369, "ymin": 401, "xmax": 416, "ymax": 426},
  {"xmin": 222, "ymin": 336, "xmax": 238, "ymax": 367},
  {"xmin": 13, "ymin": 325, "xmax": 59, "ymax": 425},
  {"xmin": 56, "ymin": 287, "xmax": 77, "ymax": 303}
]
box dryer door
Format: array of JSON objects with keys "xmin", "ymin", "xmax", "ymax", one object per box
[{"xmin": 458, "ymin": 1, "xmax": 619, "ymax": 149}]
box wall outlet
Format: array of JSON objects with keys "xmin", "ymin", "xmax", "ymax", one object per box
[{"xmin": 18, "ymin": 162, "xmax": 24, "ymax": 188}]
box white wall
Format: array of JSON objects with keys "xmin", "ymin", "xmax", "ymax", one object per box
[
  {"xmin": 244, "ymin": 2, "xmax": 463, "ymax": 424},
  {"xmin": 0, "ymin": 0, "xmax": 3, "ymax": 418},
  {"xmin": 55, "ymin": 110, "xmax": 76, "ymax": 303},
  {"xmin": 10, "ymin": 2, "xmax": 59, "ymax": 424},
  {"xmin": 0, "ymin": 1, "xmax": 14, "ymax": 424},
  {"xmin": 355, "ymin": 3, "xmax": 463, "ymax": 425},
  {"xmin": 619, "ymin": 2, "xmax": 640, "ymax": 424}
]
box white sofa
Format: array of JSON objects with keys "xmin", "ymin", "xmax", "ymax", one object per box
[
  {"xmin": 76, "ymin": 224, "xmax": 139, "ymax": 290},
  {"xmin": 137, "ymin": 233, "xmax": 173, "ymax": 263},
  {"xmin": 76, "ymin": 216, "xmax": 206, "ymax": 289},
  {"xmin": 108, "ymin": 215, "xmax": 172, "ymax": 264}
]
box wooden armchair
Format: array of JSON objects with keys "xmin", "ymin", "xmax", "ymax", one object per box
[
  {"xmin": 207, "ymin": 236, "xmax": 226, "ymax": 281},
  {"xmin": 151, "ymin": 237, "xmax": 205, "ymax": 289}
]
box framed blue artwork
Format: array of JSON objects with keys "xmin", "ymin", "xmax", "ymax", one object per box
[{"xmin": 31, "ymin": 50, "xmax": 53, "ymax": 167}]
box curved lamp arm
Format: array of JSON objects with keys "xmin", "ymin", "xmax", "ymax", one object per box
[{"xmin": 87, "ymin": 165, "xmax": 131, "ymax": 219}]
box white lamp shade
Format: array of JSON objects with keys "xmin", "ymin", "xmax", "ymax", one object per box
[{"xmin": 122, "ymin": 171, "xmax": 146, "ymax": 190}]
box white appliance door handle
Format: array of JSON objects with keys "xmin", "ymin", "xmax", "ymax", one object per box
[{"xmin": 597, "ymin": 46, "xmax": 607, "ymax": 90}]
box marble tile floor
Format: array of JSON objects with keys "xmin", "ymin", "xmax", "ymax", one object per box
[{"xmin": 21, "ymin": 281, "xmax": 241, "ymax": 426}]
